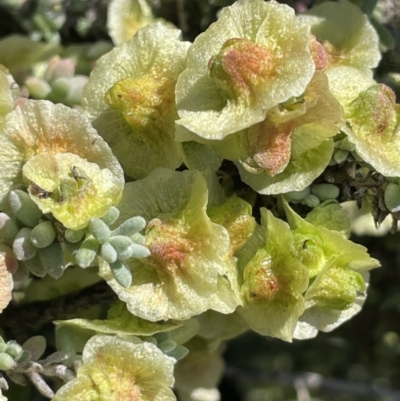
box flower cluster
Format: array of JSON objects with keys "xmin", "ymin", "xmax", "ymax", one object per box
[{"xmin": 0, "ymin": 0, "xmax": 397, "ymax": 399}]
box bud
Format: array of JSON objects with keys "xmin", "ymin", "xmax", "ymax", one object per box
[
  {"xmin": 64, "ymin": 228, "xmax": 85, "ymax": 244},
  {"xmin": 112, "ymin": 216, "xmax": 146, "ymax": 237},
  {"xmin": 13, "ymin": 228, "xmax": 37, "ymax": 261},
  {"xmin": 9, "ymin": 190, "xmax": 42, "ymax": 228},
  {"xmin": 130, "ymin": 243, "xmax": 150, "ymax": 259},
  {"xmin": 110, "ymin": 260, "xmax": 132, "ymax": 288},
  {"xmin": 285, "ymin": 187, "xmax": 310, "ymax": 203},
  {"xmin": 301, "ymin": 194, "xmax": 320, "ymax": 208},
  {"xmin": 23, "ymin": 253, "xmax": 46, "ymax": 278},
  {"xmin": 0, "ymin": 352, "xmax": 16, "ymax": 370},
  {"xmin": 130, "ymin": 232, "xmax": 145, "ymax": 245},
  {"xmin": 165, "ymin": 345, "xmax": 189, "ymax": 360},
  {"xmin": 0, "ymin": 213, "xmax": 19, "ymax": 244},
  {"xmin": 100, "ymin": 206, "xmax": 120, "ymax": 226},
  {"xmin": 109, "ymin": 236, "xmax": 134, "ymax": 260},
  {"xmin": 333, "ymin": 149, "xmax": 349, "ymax": 164},
  {"xmin": 5, "ymin": 341, "xmax": 22, "ymax": 358},
  {"xmin": 50, "ymin": 77, "xmax": 70, "ymax": 99},
  {"xmin": 157, "ymin": 340, "xmax": 177, "ymax": 353},
  {"xmin": 30, "ymin": 221, "xmax": 56, "ymax": 248},
  {"xmin": 89, "ymin": 218, "xmax": 111, "ymax": 244},
  {"xmin": 52, "ymin": 59, "xmax": 75, "ymax": 81},
  {"xmin": 25, "ymin": 77, "xmax": 52, "ymax": 99},
  {"xmin": 311, "ymin": 183, "xmax": 340, "ymax": 201},
  {"xmin": 13, "ymin": 261, "xmax": 29, "ymax": 281},
  {"xmin": 75, "ymin": 237, "xmax": 99, "ymax": 268},
  {"xmin": 384, "ymin": 183, "xmax": 400, "ymax": 213},
  {"xmin": 39, "ymin": 242, "xmax": 65, "ymax": 279},
  {"xmin": 100, "ymin": 242, "xmax": 118, "ymax": 264}
]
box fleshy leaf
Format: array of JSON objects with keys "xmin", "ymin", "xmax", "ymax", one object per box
[
  {"xmin": 344, "ymin": 84, "xmax": 400, "ymax": 177},
  {"xmin": 176, "ymin": 0, "xmax": 315, "ymax": 139},
  {"xmin": 107, "ymin": 0, "xmax": 155, "ymax": 45},
  {"xmin": 299, "ymin": 1, "xmax": 381, "ymax": 72},
  {"xmin": 99, "ymin": 168, "xmax": 241, "ymax": 321},
  {"xmin": 0, "ymin": 100, "xmax": 124, "ymax": 228},
  {"xmin": 83, "ymin": 23, "xmax": 189, "ymax": 179},
  {"xmin": 237, "ymin": 208, "xmax": 309, "ymax": 341},
  {"xmin": 55, "ymin": 301, "xmax": 180, "ymax": 337},
  {"xmin": 52, "ymin": 335, "xmax": 176, "ymax": 401}
]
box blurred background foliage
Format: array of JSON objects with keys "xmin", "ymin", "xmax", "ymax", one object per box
[{"xmin": 0, "ymin": 0, "xmax": 400, "ymax": 400}]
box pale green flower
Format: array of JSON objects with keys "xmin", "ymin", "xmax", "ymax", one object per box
[
  {"xmin": 176, "ymin": 0, "xmax": 315, "ymax": 139},
  {"xmin": 210, "ymin": 71, "xmax": 342, "ymax": 194},
  {"xmin": 299, "ymin": 1, "xmax": 381, "ymax": 74},
  {"xmin": 237, "ymin": 208, "xmax": 309, "ymax": 341},
  {"xmin": 108, "ymin": 0, "xmax": 155, "ymax": 45},
  {"xmin": 343, "ymin": 84, "xmax": 400, "ymax": 177},
  {"xmin": 53, "ymin": 335, "xmax": 176, "ymax": 401},
  {"xmin": 99, "ymin": 168, "xmax": 241, "ymax": 321},
  {"xmin": 83, "ymin": 23, "xmax": 189, "ymax": 179},
  {"xmin": 0, "ymin": 100, "xmax": 124, "ymax": 229},
  {"xmin": 283, "ymin": 203, "xmax": 380, "ymax": 339}
]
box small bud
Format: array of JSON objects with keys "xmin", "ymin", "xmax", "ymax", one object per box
[
  {"xmin": 25, "ymin": 77, "xmax": 52, "ymax": 99},
  {"xmin": 64, "ymin": 228, "xmax": 85, "ymax": 243},
  {"xmin": 384, "ymin": 183, "xmax": 400, "ymax": 213},
  {"xmin": 285, "ymin": 187, "xmax": 310, "ymax": 203},
  {"xmin": 5, "ymin": 341, "xmax": 22, "ymax": 358},
  {"xmin": 166, "ymin": 345, "xmax": 189, "ymax": 361},
  {"xmin": 112, "ymin": 216, "xmax": 146, "ymax": 236},
  {"xmin": 0, "ymin": 213, "xmax": 19, "ymax": 244},
  {"xmin": 9, "ymin": 190, "xmax": 42, "ymax": 228},
  {"xmin": 75, "ymin": 237, "xmax": 99, "ymax": 268},
  {"xmin": 301, "ymin": 194, "xmax": 320, "ymax": 208},
  {"xmin": 13, "ymin": 228, "xmax": 37, "ymax": 261},
  {"xmin": 52, "ymin": 59, "xmax": 75, "ymax": 80},
  {"xmin": 130, "ymin": 232, "xmax": 145, "ymax": 245},
  {"xmin": 109, "ymin": 236, "xmax": 134, "ymax": 260},
  {"xmin": 130, "ymin": 243, "xmax": 151, "ymax": 259},
  {"xmin": 50, "ymin": 77, "xmax": 70, "ymax": 99},
  {"xmin": 30, "ymin": 221, "xmax": 56, "ymax": 248},
  {"xmin": 0, "ymin": 352, "xmax": 16, "ymax": 370},
  {"xmin": 311, "ymin": 183, "xmax": 340, "ymax": 201},
  {"xmin": 38, "ymin": 242, "xmax": 65, "ymax": 279},
  {"xmin": 158, "ymin": 340, "xmax": 177, "ymax": 353},
  {"xmin": 333, "ymin": 149, "xmax": 349, "ymax": 164},
  {"xmin": 110, "ymin": 260, "xmax": 132, "ymax": 288},
  {"xmin": 100, "ymin": 206, "xmax": 120, "ymax": 226},
  {"xmin": 13, "ymin": 261, "xmax": 29, "ymax": 281},
  {"xmin": 15, "ymin": 350, "xmax": 31, "ymax": 363},
  {"xmin": 100, "ymin": 242, "xmax": 118, "ymax": 264},
  {"xmin": 143, "ymin": 337, "xmax": 157, "ymax": 345},
  {"xmin": 89, "ymin": 218, "xmax": 111, "ymax": 244},
  {"xmin": 23, "ymin": 253, "xmax": 46, "ymax": 278}
]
